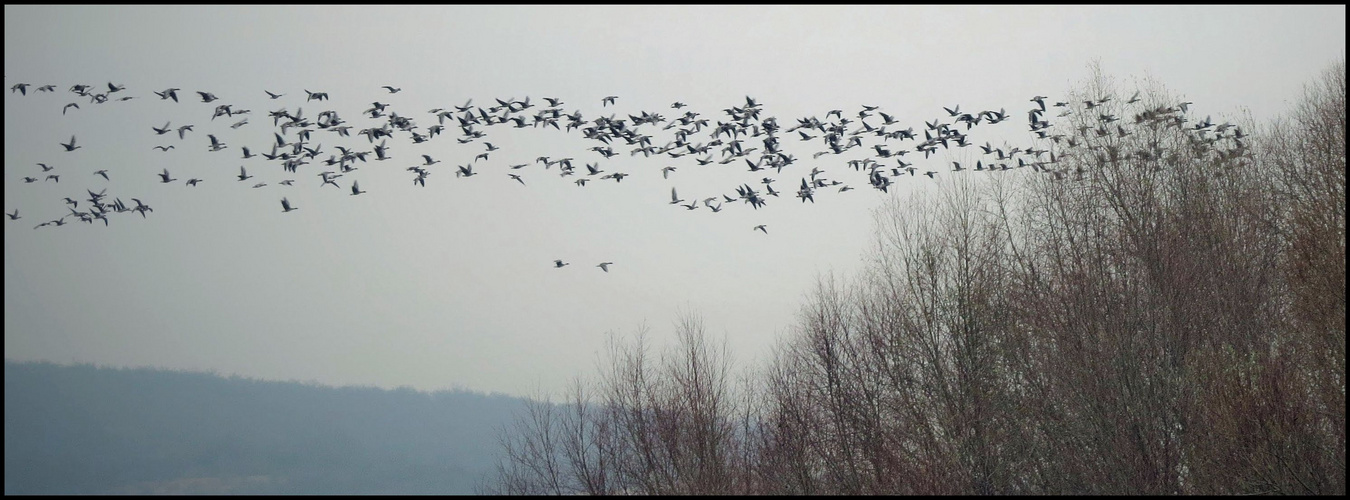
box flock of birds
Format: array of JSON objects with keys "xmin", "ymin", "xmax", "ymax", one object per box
[{"xmin": 7, "ymin": 80, "xmax": 1250, "ymax": 271}]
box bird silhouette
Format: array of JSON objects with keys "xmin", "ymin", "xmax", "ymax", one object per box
[
  {"xmin": 597, "ymin": 262, "xmax": 613, "ymax": 272},
  {"xmin": 60, "ymin": 135, "xmax": 80, "ymax": 152},
  {"xmin": 554, "ymin": 260, "xmax": 569, "ymax": 268},
  {"xmin": 154, "ymin": 88, "xmax": 180, "ymax": 102},
  {"xmin": 281, "ymin": 197, "xmax": 298, "ymax": 212}
]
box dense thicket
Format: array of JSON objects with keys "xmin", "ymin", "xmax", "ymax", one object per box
[{"xmin": 488, "ymin": 60, "xmax": 1346, "ymax": 495}]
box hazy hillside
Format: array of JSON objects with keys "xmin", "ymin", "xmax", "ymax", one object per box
[{"xmin": 4, "ymin": 360, "xmax": 528, "ymax": 494}]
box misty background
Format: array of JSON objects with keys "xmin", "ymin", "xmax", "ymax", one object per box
[{"xmin": 4, "ymin": 5, "xmax": 1345, "ymax": 496}]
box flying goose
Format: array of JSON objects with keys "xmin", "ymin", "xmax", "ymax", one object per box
[
  {"xmin": 60, "ymin": 135, "xmax": 80, "ymax": 152},
  {"xmin": 281, "ymin": 197, "xmax": 298, "ymax": 212},
  {"xmin": 597, "ymin": 262, "xmax": 613, "ymax": 272},
  {"xmin": 130, "ymin": 199, "xmax": 152, "ymax": 218},
  {"xmin": 94, "ymin": 170, "xmax": 109, "ymax": 181},
  {"xmin": 350, "ymin": 180, "xmax": 366, "ymax": 195},
  {"xmin": 158, "ymin": 169, "xmax": 176, "ymax": 183},
  {"xmin": 154, "ymin": 88, "xmax": 180, "ymax": 102},
  {"xmin": 554, "ymin": 260, "xmax": 569, "ymax": 268}
]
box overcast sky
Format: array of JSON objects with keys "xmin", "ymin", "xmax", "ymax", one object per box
[{"xmin": 5, "ymin": 5, "xmax": 1345, "ymax": 398}]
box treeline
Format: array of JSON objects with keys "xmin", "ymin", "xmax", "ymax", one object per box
[
  {"xmin": 3, "ymin": 360, "xmax": 527, "ymax": 494},
  {"xmin": 487, "ymin": 60, "xmax": 1346, "ymax": 495}
]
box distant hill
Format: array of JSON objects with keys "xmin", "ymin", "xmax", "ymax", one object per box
[{"xmin": 4, "ymin": 360, "xmax": 528, "ymax": 494}]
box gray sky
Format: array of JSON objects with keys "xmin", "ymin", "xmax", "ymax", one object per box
[{"xmin": 5, "ymin": 5, "xmax": 1344, "ymax": 398}]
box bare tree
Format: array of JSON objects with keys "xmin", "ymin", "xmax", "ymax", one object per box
[{"xmin": 489, "ymin": 59, "xmax": 1346, "ymax": 496}]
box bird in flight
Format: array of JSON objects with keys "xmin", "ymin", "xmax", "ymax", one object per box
[
  {"xmin": 238, "ymin": 166, "xmax": 252, "ymax": 181},
  {"xmin": 350, "ymin": 180, "xmax": 366, "ymax": 195},
  {"xmin": 153, "ymin": 145, "xmax": 175, "ymax": 151},
  {"xmin": 281, "ymin": 197, "xmax": 298, "ymax": 212},
  {"xmin": 186, "ymin": 178, "xmax": 202, "ymax": 187},
  {"xmin": 382, "ymin": 86, "xmax": 402, "ymax": 93},
  {"xmin": 154, "ymin": 88, "xmax": 180, "ymax": 102},
  {"xmin": 509, "ymin": 173, "xmax": 525, "ymax": 186},
  {"xmin": 754, "ymin": 224, "xmax": 768, "ymax": 234},
  {"xmin": 602, "ymin": 95, "xmax": 618, "ymax": 106},
  {"xmin": 670, "ymin": 187, "xmax": 684, "ymax": 205},
  {"xmin": 60, "ymin": 135, "xmax": 80, "ymax": 152},
  {"xmin": 265, "ymin": 90, "xmax": 284, "ymax": 99},
  {"xmin": 94, "ymin": 170, "xmax": 109, "ymax": 181},
  {"xmin": 158, "ymin": 169, "xmax": 176, "ymax": 183},
  {"xmin": 6, "ymin": 210, "xmax": 18, "ymax": 220},
  {"xmin": 63, "ymin": 102, "xmax": 79, "ymax": 115},
  {"xmin": 130, "ymin": 199, "xmax": 152, "ymax": 218},
  {"xmin": 554, "ymin": 260, "xmax": 569, "ymax": 268},
  {"xmin": 597, "ymin": 262, "xmax": 614, "ymax": 272}
]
